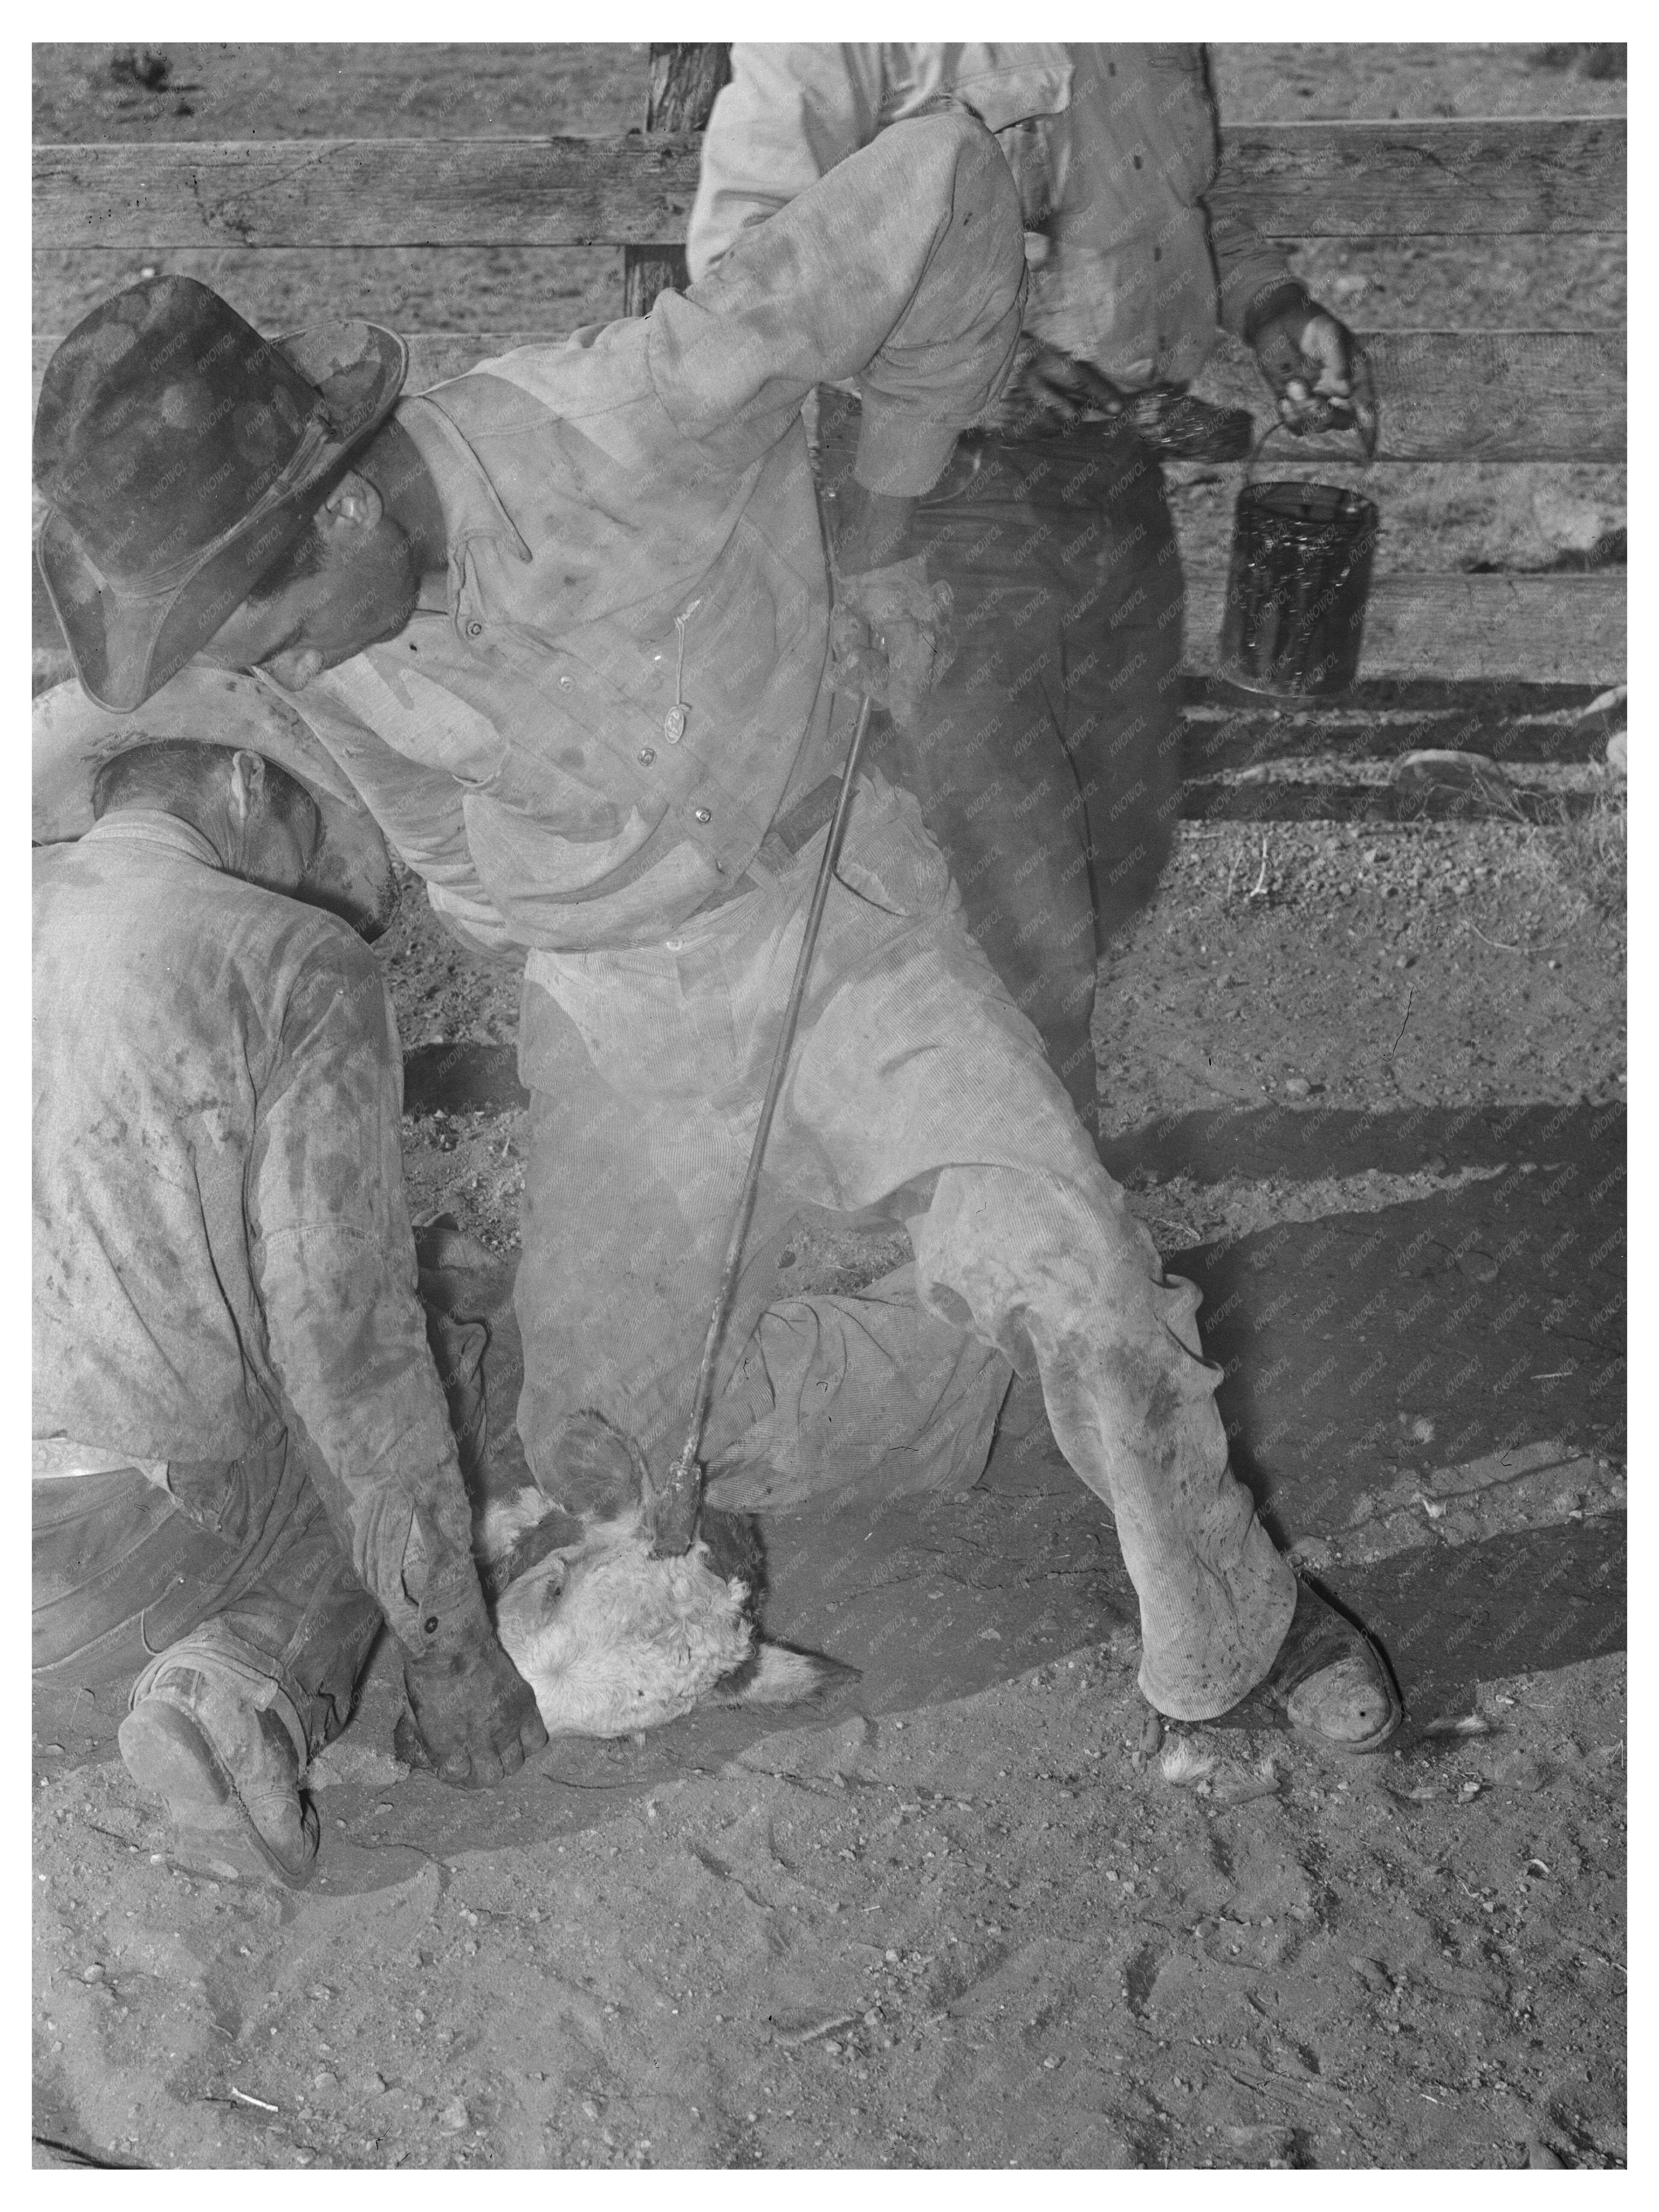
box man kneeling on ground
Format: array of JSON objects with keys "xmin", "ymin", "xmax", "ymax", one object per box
[{"xmin": 32, "ymin": 680, "xmax": 547, "ymax": 1885}]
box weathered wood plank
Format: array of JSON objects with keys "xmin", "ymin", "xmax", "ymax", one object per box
[
  {"xmin": 1213, "ymin": 116, "xmax": 1625, "ymax": 237},
  {"xmin": 1184, "ymin": 673, "xmax": 1605, "ymax": 714},
  {"xmin": 1199, "ymin": 331, "xmax": 1625, "ymax": 463},
  {"xmin": 1181, "ymin": 703, "xmax": 1613, "ymax": 771},
  {"xmin": 31, "ymin": 567, "xmax": 1620, "ymax": 700},
  {"xmin": 33, "ymin": 116, "xmax": 1626, "ymax": 251},
  {"xmin": 32, "ymin": 135, "xmax": 709, "ymax": 250},
  {"xmin": 36, "ymin": 327, "xmax": 1618, "ymax": 464},
  {"xmin": 342, "ymin": 331, "xmax": 1635, "ymax": 463},
  {"xmin": 309, "ymin": 330, "xmax": 1636, "ymax": 461},
  {"xmin": 1184, "ymin": 572, "xmax": 1624, "ymax": 686},
  {"xmin": 623, "ymin": 43, "xmax": 730, "ymax": 318}
]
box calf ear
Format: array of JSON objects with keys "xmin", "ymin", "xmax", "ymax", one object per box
[
  {"xmin": 476, "ymin": 1508, "xmax": 582, "ymax": 1603},
  {"xmin": 542, "ymin": 1409, "xmax": 652, "ymax": 1522},
  {"xmin": 724, "ymin": 1644, "xmax": 861, "ymax": 1707},
  {"xmin": 698, "ymin": 1505, "xmax": 767, "ymax": 1599}
]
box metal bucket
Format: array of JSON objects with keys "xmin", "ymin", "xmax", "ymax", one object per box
[{"xmin": 1220, "ymin": 425, "xmax": 1379, "ymax": 697}]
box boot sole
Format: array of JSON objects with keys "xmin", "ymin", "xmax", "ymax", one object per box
[
  {"xmin": 1194, "ymin": 1687, "xmax": 1401, "ymax": 1756},
  {"xmin": 118, "ymin": 1699, "xmax": 316, "ymax": 1887},
  {"xmin": 1197, "ymin": 1576, "xmax": 1404, "ymax": 1755}
]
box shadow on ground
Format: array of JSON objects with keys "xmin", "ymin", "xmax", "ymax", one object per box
[
  {"xmin": 34, "ymin": 1100, "xmax": 1625, "ymax": 1889},
  {"xmin": 1167, "ymin": 1112, "xmax": 1625, "ymax": 1530}
]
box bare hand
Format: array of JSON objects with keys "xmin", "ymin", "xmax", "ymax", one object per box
[
  {"xmin": 829, "ymin": 558, "xmax": 955, "ymax": 728},
  {"xmin": 1251, "ymin": 304, "xmax": 1379, "ymax": 456},
  {"xmin": 999, "ymin": 336, "xmax": 1126, "ymax": 429},
  {"xmin": 403, "ymin": 1632, "xmax": 548, "ymax": 1786}
]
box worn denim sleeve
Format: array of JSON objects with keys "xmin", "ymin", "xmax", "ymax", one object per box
[
  {"xmin": 1207, "ymin": 204, "xmax": 1300, "ymax": 342},
  {"xmin": 1186, "ymin": 46, "xmax": 1299, "ymax": 343},
  {"xmin": 654, "ymin": 107, "xmax": 1027, "ymax": 497},
  {"xmin": 686, "ymin": 44, "xmax": 888, "ymax": 281},
  {"xmin": 246, "ymin": 931, "xmax": 485, "ymax": 1649},
  {"xmin": 255, "ymin": 670, "xmax": 515, "ymax": 954}
]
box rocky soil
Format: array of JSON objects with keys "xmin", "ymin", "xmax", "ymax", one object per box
[
  {"xmin": 33, "ymin": 801, "xmax": 1627, "ymax": 2173},
  {"xmin": 33, "ymin": 1646, "xmax": 1627, "ymax": 2172},
  {"xmin": 33, "ymin": 41, "xmax": 1624, "ymax": 2176}
]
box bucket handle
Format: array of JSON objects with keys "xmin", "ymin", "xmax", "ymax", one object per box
[{"xmin": 1244, "ymin": 413, "xmax": 1378, "ymax": 484}]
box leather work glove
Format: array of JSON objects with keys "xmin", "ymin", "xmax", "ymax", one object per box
[
  {"xmin": 828, "ymin": 556, "xmax": 955, "ymax": 728},
  {"xmin": 1250, "ymin": 299, "xmax": 1380, "ymax": 458},
  {"xmin": 401, "ymin": 1564, "xmax": 548, "ymax": 1785}
]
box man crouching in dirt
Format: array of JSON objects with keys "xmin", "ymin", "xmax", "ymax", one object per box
[
  {"xmin": 34, "ymin": 111, "xmax": 1402, "ymax": 1765},
  {"xmin": 31, "ymin": 689, "xmax": 547, "ymax": 1886}
]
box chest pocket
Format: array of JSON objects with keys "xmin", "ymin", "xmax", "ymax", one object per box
[
  {"xmin": 353, "ymin": 637, "xmax": 634, "ymax": 845},
  {"xmin": 332, "ymin": 651, "xmax": 508, "ymax": 793}
]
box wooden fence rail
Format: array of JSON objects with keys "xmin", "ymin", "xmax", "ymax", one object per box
[
  {"xmin": 32, "ymin": 328, "xmax": 1622, "ymax": 464},
  {"xmin": 34, "ymin": 117, "xmax": 1626, "ymax": 250},
  {"xmin": 1182, "ymin": 573, "xmax": 1623, "ymax": 688},
  {"xmin": 33, "ymin": 61, "xmax": 1625, "ymax": 794}
]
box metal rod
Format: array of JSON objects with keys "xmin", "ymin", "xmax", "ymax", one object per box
[{"xmin": 649, "ymin": 691, "xmax": 875, "ymax": 1556}]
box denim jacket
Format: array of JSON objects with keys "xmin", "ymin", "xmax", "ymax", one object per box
[{"xmin": 32, "ymin": 814, "xmax": 475, "ymax": 1642}]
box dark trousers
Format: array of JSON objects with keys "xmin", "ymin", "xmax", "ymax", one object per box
[
  {"xmin": 31, "ymin": 1436, "xmax": 381, "ymax": 1758},
  {"xmin": 31, "ymin": 1239, "xmax": 525, "ymax": 1746},
  {"xmin": 821, "ymin": 396, "xmax": 1185, "ymax": 1123}
]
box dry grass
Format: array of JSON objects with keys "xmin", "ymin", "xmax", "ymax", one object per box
[{"xmin": 1495, "ymin": 780, "xmax": 1628, "ymax": 933}]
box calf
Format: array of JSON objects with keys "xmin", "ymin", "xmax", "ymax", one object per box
[{"xmin": 472, "ymin": 1418, "xmax": 850, "ymax": 1739}]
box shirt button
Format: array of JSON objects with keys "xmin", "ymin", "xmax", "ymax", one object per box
[
  {"xmin": 466, "ymin": 620, "xmax": 484, "ymax": 638},
  {"xmin": 559, "ymin": 675, "xmax": 574, "ymax": 690},
  {"xmin": 638, "ymin": 746, "xmax": 656, "ymax": 765},
  {"xmin": 693, "ymin": 807, "xmax": 712, "ymax": 824}
]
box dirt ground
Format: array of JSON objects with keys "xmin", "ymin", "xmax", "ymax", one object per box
[
  {"xmin": 31, "ymin": 42, "xmax": 1625, "ymax": 2174},
  {"xmin": 31, "ymin": 790, "xmax": 1630, "ymax": 2176}
]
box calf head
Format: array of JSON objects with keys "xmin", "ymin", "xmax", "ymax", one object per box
[{"xmin": 475, "ymin": 1412, "xmax": 852, "ymax": 1739}]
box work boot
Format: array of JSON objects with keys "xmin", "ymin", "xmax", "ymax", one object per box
[
  {"xmin": 118, "ymin": 1641, "xmax": 319, "ymax": 1885},
  {"xmin": 1209, "ymin": 1571, "xmax": 1403, "ymax": 1753}
]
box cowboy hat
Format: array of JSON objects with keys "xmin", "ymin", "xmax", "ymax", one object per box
[
  {"xmin": 33, "ymin": 665, "xmax": 400, "ymax": 940},
  {"xmin": 34, "ymin": 276, "xmax": 407, "ymax": 713}
]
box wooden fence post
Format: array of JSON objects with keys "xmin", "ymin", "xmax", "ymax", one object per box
[{"xmin": 622, "ymin": 42, "xmax": 731, "ymax": 317}]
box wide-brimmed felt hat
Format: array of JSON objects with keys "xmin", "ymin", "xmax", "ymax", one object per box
[
  {"xmin": 33, "ymin": 666, "xmax": 400, "ymax": 940},
  {"xmin": 34, "ymin": 276, "xmax": 407, "ymax": 713}
]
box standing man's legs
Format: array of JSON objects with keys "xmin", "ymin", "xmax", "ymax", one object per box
[
  {"xmin": 513, "ymin": 932, "xmax": 1011, "ymax": 1509},
  {"xmin": 819, "ymin": 401, "xmax": 1185, "ymax": 1128},
  {"xmin": 515, "ymin": 783, "xmax": 1305, "ymax": 1721},
  {"xmin": 1048, "ymin": 426, "xmax": 1185, "ymax": 949}
]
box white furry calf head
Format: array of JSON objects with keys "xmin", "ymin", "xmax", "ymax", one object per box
[{"xmin": 482, "ymin": 1494, "xmax": 843, "ymax": 1739}]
